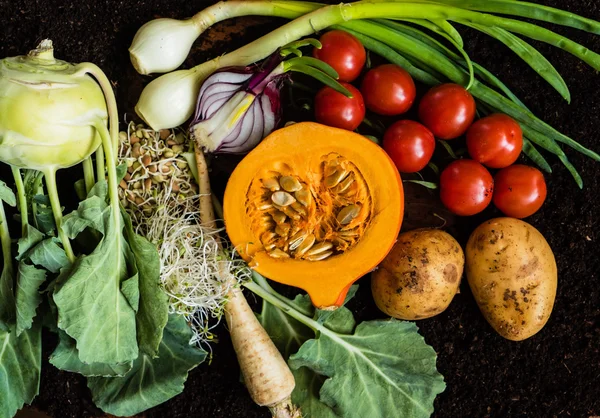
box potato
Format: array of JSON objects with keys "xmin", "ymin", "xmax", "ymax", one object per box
[
  {"xmin": 466, "ymin": 217, "xmax": 557, "ymax": 341},
  {"xmin": 371, "ymin": 228, "xmax": 464, "ymax": 320}
]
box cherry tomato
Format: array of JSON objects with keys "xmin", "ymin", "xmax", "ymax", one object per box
[
  {"xmin": 383, "ymin": 120, "xmax": 435, "ymax": 173},
  {"xmin": 360, "ymin": 64, "xmax": 416, "ymax": 116},
  {"xmin": 313, "ymin": 30, "xmax": 366, "ymax": 82},
  {"xmin": 418, "ymin": 83, "xmax": 476, "ymax": 140},
  {"xmin": 440, "ymin": 159, "xmax": 494, "ymax": 216},
  {"xmin": 466, "ymin": 114, "xmax": 523, "ymax": 168},
  {"xmin": 493, "ymin": 165, "xmax": 547, "ymax": 218},
  {"xmin": 314, "ymin": 83, "xmax": 365, "ymax": 131}
]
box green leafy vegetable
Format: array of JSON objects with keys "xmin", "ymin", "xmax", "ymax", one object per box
[
  {"xmin": 290, "ymin": 320, "xmax": 445, "ymax": 418},
  {"xmin": 0, "ymin": 181, "xmax": 16, "ymax": 207},
  {"xmin": 0, "ymin": 325, "xmax": 42, "ymax": 418},
  {"xmin": 53, "ymin": 207, "xmax": 139, "ymax": 364},
  {"xmin": 49, "ymin": 331, "xmax": 133, "ymax": 377},
  {"xmin": 253, "ymin": 278, "xmax": 445, "ymax": 418},
  {"xmin": 123, "ymin": 212, "xmax": 169, "ymax": 357},
  {"xmin": 88, "ymin": 314, "xmax": 207, "ymax": 417},
  {"xmin": 27, "ymin": 239, "xmax": 69, "ymax": 274},
  {"xmin": 0, "ymin": 201, "xmax": 15, "ymax": 330},
  {"xmin": 15, "ymin": 263, "xmax": 46, "ymax": 336}
]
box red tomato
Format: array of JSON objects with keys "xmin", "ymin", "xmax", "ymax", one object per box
[
  {"xmin": 383, "ymin": 120, "xmax": 435, "ymax": 173},
  {"xmin": 440, "ymin": 159, "xmax": 494, "ymax": 216},
  {"xmin": 466, "ymin": 114, "xmax": 523, "ymax": 168},
  {"xmin": 360, "ymin": 64, "xmax": 416, "ymax": 116},
  {"xmin": 314, "ymin": 83, "xmax": 365, "ymax": 131},
  {"xmin": 313, "ymin": 30, "xmax": 366, "ymax": 82},
  {"xmin": 493, "ymin": 165, "xmax": 547, "ymax": 218},
  {"xmin": 418, "ymin": 83, "xmax": 476, "ymax": 140}
]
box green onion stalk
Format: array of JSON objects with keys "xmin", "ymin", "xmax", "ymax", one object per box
[{"xmin": 132, "ymin": 0, "xmax": 600, "ymax": 186}]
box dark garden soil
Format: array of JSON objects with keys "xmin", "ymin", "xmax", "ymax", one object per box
[{"xmin": 1, "ymin": 0, "xmax": 599, "ymax": 417}]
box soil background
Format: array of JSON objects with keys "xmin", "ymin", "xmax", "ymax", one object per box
[{"xmin": 1, "ymin": 0, "xmax": 599, "ymax": 417}]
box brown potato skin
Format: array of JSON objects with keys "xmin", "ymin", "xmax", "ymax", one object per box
[
  {"xmin": 371, "ymin": 228, "xmax": 464, "ymax": 320},
  {"xmin": 466, "ymin": 217, "xmax": 557, "ymax": 341}
]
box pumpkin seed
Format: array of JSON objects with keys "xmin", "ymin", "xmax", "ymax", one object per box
[
  {"xmin": 282, "ymin": 206, "xmax": 302, "ymax": 220},
  {"xmin": 280, "ymin": 176, "xmax": 302, "ymax": 192},
  {"xmin": 306, "ymin": 251, "xmax": 333, "ymax": 261},
  {"xmin": 263, "ymin": 178, "xmax": 280, "ymax": 191},
  {"xmin": 325, "ymin": 168, "xmax": 349, "ymax": 188},
  {"xmin": 335, "ymin": 175, "xmax": 355, "ymax": 193},
  {"xmin": 271, "ymin": 191, "xmax": 296, "ymax": 206},
  {"xmin": 337, "ymin": 204, "xmax": 360, "ymax": 225},
  {"xmin": 305, "ymin": 241, "xmax": 333, "ymax": 256},
  {"xmin": 264, "ymin": 242, "xmax": 276, "ymax": 251},
  {"xmin": 288, "ymin": 230, "xmax": 307, "ymax": 250},
  {"xmin": 291, "ymin": 202, "xmax": 307, "ymax": 217},
  {"xmin": 338, "ymin": 229, "xmax": 358, "ymax": 237},
  {"xmin": 269, "ymin": 249, "xmax": 290, "ymax": 259},
  {"xmin": 258, "ymin": 202, "xmax": 273, "ymax": 211},
  {"xmin": 295, "ymin": 189, "xmax": 311, "ymax": 207},
  {"xmin": 275, "ymin": 223, "xmax": 291, "ymax": 236},
  {"xmin": 295, "ymin": 234, "xmax": 316, "ymax": 257},
  {"xmin": 261, "ymin": 231, "xmax": 277, "ymax": 244},
  {"xmin": 271, "ymin": 210, "xmax": 287, "ymax": 224}
]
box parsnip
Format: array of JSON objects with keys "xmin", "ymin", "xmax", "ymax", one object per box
[{"xmin": 194, "ymin": 150, "xmax": 298, "ymax": 417}]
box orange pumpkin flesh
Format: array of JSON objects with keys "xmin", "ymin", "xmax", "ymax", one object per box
[{"xmin": 224, "ymin": 122, "xmax": 404, "ymax": 308}]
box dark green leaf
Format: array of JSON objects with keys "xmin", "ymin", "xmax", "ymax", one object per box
[
  {"xmin": 121, "ymin": 274, "xmax": 140, "ymax": 313},
  {"xmin": 28, "ymin": 239, "xmax": 70, "ymax": 274},
  {"xmin": 0, "ymin": 260, "xmax": 15, "ymax": 331},
  {"xmin": 0, "ymin": 324, "xmax": 42, "ymax": 418},
  {"xmin": 62, "ymin": 196, "xmax": 109, "ymax": 239},
  {"xmin": 291, "ymin": 367, "xmax": 338, "ymax": 418},
  {"xmin": 16, "ymin": 225, "xmax": 44, "ymax": 261},
  {"xmin": 32, "ymin": 195, "xmax": 50, "ymax": 206},
  {"xmin": 123, "ymin": 211, "xmax": 169, "ymax": 358},
  {"xmin": 0, "ymin": 181, "xmax": 16, "ymax": 207},
  {"xmin": 49, "ymin": 331, "xmax": 133, "ymax": 377},
  {"xmin": 53, "ymin": 209, "xmax": 138, "ymax": 364},
  {"xmin": 289, "ymin": 320, "xmax": 446, "ymax": 418},
  {"xmin": 88, "ymin": 314, "xmax": 207, "ymax": 416},
  {"xmin": 34, "ymin": 205, "xmax": 56, "ymax": 235},
  {"xmin": 74, "ymin": 179, "xmax": 87, "ymax": 201},
  {"xmin": 15, "ymin": 263, "xmax": 46, "ymax": 336},
  {"xmin": 116, "ymin": 163, "xmax": 128, "ymax": 184}
]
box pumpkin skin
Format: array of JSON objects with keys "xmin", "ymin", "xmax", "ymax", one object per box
[{"xmin": 224, "ymin": 122, "xmax": 404, "ymax": 308}]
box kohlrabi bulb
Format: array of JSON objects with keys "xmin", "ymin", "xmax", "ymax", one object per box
[{"xmin": 0, "ymin": 40, "xmax": 108, "ymax": 171}]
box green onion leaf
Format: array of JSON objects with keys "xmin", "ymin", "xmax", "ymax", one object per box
[
  {"xmin": 461, "ymin": 22, "xmax": 571, "ymax": 102},
  {"xmin": 522, "ymin": 138, "xmax": 553, "ymax": 174}
]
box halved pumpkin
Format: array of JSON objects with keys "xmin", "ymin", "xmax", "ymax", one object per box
[{"xmin": 224, "ymin": 122, "xmax": 404, "ymax": 308}]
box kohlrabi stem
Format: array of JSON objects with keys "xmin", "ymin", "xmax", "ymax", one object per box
[
  {"xmin": 77, "ymin": 63, "xmax": 120, "ymax": 154},
  {"xmin": 82, "ymin": 156, "xmax": 95, "ymax": 195},
  {"xmin": 244, "ymin": 280, "xmax": 324, "ymax": 334},
  {"xmin": 0, "ymin": 201, "xmax": 12, "ymax": 269},
  {"xmin": 95, "ymin": 146, "xmax": 105, "ymax": 181},
  {"xmin": 95, "ymin": 122, "xmax": 120, "ymax": 224},
  {"xmin": 251, "ymin": 271, "xmax": 314, "ymax": 317},
  {"xmin": 11, "ymin": 167, "xmax": 28, "ymax": 235},
  {"xmin": 43, "ymin": 169, "xmax": 75, "ymax": 262}
]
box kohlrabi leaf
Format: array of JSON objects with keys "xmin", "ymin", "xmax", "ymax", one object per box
[
  {"xmin": 15, "ymin": 262, "xmax": 46, "ymax": 336},
  {"xmin": 27, "ymin": 239, "xmax": 69, "ymax": 273},
  {"xmin": 53, "ymin": 208, "xmax": 138, "ymax": 364},
  {"xmin": 292, "ymin": 367, "xmax": 338, "ymax": 418},
  {"xmin": 62, "ymin": 195, "xmax": 109, "ymax": 239},
  {"xmin": 289, "ymin": 320, "xmax": 446, "ymax": 418},
  {"xmin": 0, "ymin": 180, "xmax": 16, "ymax": 207},
  {"xmin": 49, "ymin": 330, "xmax": 133, "ymax": 377},
  {"xmin": 123, "ymin": 211, "xmax": 168, "ymax": 358},
  {"xmin": 259, "ymin": 293, "xmax": 314, "ymax": 358},
  {"xmin": 88, "ymin": 314, "xmax": 207, "ymax": 417},
  {"xmin": 120, "ymin": 274, "xmax": 140, "ymax": 312},
  {"xmin": 116, "ymin": 163, "xmax": 127, "ymax": 183},
  {"xmin": 16, "ymin": 225, "xmax": 44, "ymax": 260},
  {"xmin": 34, "ymin": 204, "xmax": 56, "ymax": 235},
  {"xmin": 0, "ymin": 324, "xmax": 41, "ymax": 418},
  {"xmin": 259, "ymin": 286, "xmax": 358, "ymax": 418},
  {"xmin": 0, "ymin": 261, "xmax": 15, "ymax": 331}
]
